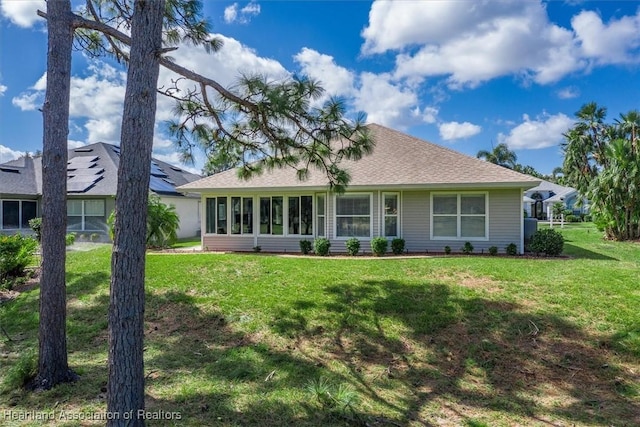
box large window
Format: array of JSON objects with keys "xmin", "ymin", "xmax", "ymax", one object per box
[
  {"xmin": 229, "ymin": 197, "xmax": 253, "ymax": 235},
  {"xmin": 288, "ymin": 196, "xmax": 313, "ymax": 235},
  {"xmin": 335, "ymin": 193, "xmax": 371, "ymax": 238},
  {"xmin": 383, "ymin": 193, "xmax": 399, "ymax": 237},
  {"xmin": 0, "ymin": 200, "xmax": 35, "ymax": 229},
  {"xmin": 432, "ymin": 193, "xmax": 487, "ymax": 239},
  {"xmin": 260, "ymin": 196, "xmax": 283, "ymax": 235},
  {"xmin": 67, "ymin": 199, "xmax": 105, "ymax": 231}
]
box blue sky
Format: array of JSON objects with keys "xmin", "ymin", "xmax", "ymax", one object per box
[{"xmin": 1, "ymin": 0, "xmax": 639, "ymax": 175}]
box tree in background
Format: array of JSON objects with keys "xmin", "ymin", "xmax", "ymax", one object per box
[
  {"xmin": 563, "ymin": 102, "xmax": 640, "ymax": 240},
  {"xmin": 476, "ymin": 143, "xmax": 517, "ymax": 169}
]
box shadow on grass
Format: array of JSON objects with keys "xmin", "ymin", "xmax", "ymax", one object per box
[
  {"xmin": 3, "ymin": 270, "xmax": 638, "ymax": 426},
  {"xmin": 563, "ymin": 242, "xmax": 619, "ymax": 260},
  {"xmin": 272, "ymin": 280, "xmax": 639, "ymax": 426}
]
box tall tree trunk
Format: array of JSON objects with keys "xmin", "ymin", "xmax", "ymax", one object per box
[
  {"xmin": 32, "ymin": 0, "xmax": 77, "ymax": 390},
  {"xmin": 107, "ymin": 0, "xmax": 164, "ymax": 424}
]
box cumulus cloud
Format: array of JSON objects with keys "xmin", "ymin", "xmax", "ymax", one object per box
[
  {"xmin": 0, "ymin": 84, "xmax": 6, "ymax": 96},
  {"xmin": 0, "ymin": 144, "xmax": 24, "ymax": 163},
  {"xmin": 361, "ymin": 0, "xmax": 640, "ymax": 88},
  {"xmin": 438, "ymin": 121, "xmax": 482, "ymax": 141},
  {"xmin": 0, "ymin": 0, "xmax": 45, "ymax": 28},
  {"xmin": 224, "ymin": 1, "xmax": 261, "ymax": 24},
  {"xmin": 353, "ymin": 72, "xmax": 419, "ymax": 129},
  {"xmin": 498, "ymin": 112, "xmax": 573, "ymax": 149},
  {"xmin": 294, "ymin": 48, "xmax": 355, "ymax": 99}
]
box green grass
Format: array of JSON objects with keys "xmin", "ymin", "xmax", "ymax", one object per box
[{"xmin": 1, "ymin": 223, "xmax": 639, "ymax": 426}]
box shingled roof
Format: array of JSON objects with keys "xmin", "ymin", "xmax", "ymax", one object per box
[
  {"xmin": 0, "ymin": 142, "xmax": 201, "ymax": 197},
  {"xmin": 178, "ymin": 123, "xmax": 540, "ymax": 192}
]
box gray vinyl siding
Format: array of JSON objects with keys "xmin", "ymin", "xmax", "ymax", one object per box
[
  {"xmin": 487, "ymin": 189, "xmax": 522, "ymax": 253},
  {"xmin": 402, "ymin": 191, "xmax": 430, "ymax": 252},
  {"xmin": 202, "ymin": 235, "xmax": 254, "ymax": 252}
]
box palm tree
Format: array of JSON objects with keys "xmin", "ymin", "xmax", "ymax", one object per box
[{"xmin": 476, "ymin": 143, "xmax": 517, "ymax": 169}]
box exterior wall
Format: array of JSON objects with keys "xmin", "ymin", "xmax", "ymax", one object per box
[
  {"xmin": 199, "ymin": 188, "xmax": 525, "ymax": 254},
  {"xmin": 160, "ymin": 195, "xmax": 201, "ymax": 238}
]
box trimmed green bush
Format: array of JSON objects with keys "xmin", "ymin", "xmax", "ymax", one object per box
[
  {"xmin": 444, "ymin": 246, "xmax": 451, "ymax": 255},
  {"xmin": 300, "ymin": 239, "xmax": 312, "ymax": 255},
  {"xmin": 370, "ymin": 237, "xmax": 388, "ymax": 256},
  {"xmin": 28, "ymin": 217, "xmax": 42, "ymax": 242},
  {"xmin": 529, "ymin": 228, "xmax": 564, "ymax": 256},
  {"xmin": 65, "ymin": 233, "xmax": 76, "ymax": 246},
  {"xmin": 505, "ymin": 243, "xmax": 518, "ymax": 256},
  {"xmin": 0, "ymin": 234, "xmax": 37, "ymax": 281},
  {"xmin": 461, "ymin": 241, "xmax": 474, "ymax": 254},
  {"xmin": 488, "ymin": 246, "xmax": 498, "ymax": 256},
  {"xmin": 345, "ymin": 238, "xmax": 360, "ymax": 256},
  {"xmin": 314, "ymin": 238, "xmax": 331, "ymax": 256},
  {"xmin": 391, "ymin": 238, "xmax": 405, "ymax": 255}
]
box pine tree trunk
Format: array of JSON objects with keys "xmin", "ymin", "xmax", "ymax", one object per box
[
  {"xmin": 32, "ymin": 0, "xmax": 77, "ymax": 390},
  {"xmin": 107, "ymin": 0, "xmax": 164, "ymax": 424}
]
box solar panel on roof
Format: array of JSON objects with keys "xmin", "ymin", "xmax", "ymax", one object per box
[
  {"xmin": 0, "ymin": 167, "xmax": 20, "ymax": 173},
  {"xmin": 69, "ymin": 155, "xmax": 99, "ymax": 163},
  {"xmin": 70, "ymin": 168, "xmax": 104, "ymax": 176},
  {"xmin": 149, "ymin": 175, "xmax": 177, "ymax": 194},
  {"xmin": 67, "ymin": 175, "xmax": 103, "ymax": 193},
  {"xmin": 150, "ymin": 162, "xmax": 168, "ymax": 178},
  {"xmin": 74, "ymin": 148, "xmax": 94, "ymax": 153}
]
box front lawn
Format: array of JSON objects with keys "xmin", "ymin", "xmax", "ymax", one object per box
[{"xmin": 1, "ymin": 223, "xmax": 639, "ymax": 426}]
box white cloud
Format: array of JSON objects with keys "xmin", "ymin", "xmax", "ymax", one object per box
[
  {"xmin": 438, "ymin": 121, "xmax": 482, "ymax": 141},
  {"xmin": 224, "ymin": 1, "xmax": 260, "ymax": 24},
  {"xmin": 498, "ymin": 112, "xmax": 573, "ymax": 149},
  {"xmin": 0, "ymin": 84, "xmax": 6, "ymax": 96},
  {"xmin": 354, "ymin": 72, "xmax": 418, "ymax": 129},
  {"xmin": 12, "ymin": 91, "xmax": 42, "ymax": 110},
  {"xmin": 67, "ymin": 140, "xmax": 87, "ymax": 149},
  {"xmin": 572, "ymin": 10, "xmax": 640, "ymax": 64},
  {"xmin": 294, "ymin": 48, "xmax": 355, "ymax": 99},
  {"xmin": 0, "ymin": 0, "xmax": 45, "ymax": 28},
  {"xmin": 0, "ymin": 144, "xmax": 24, "ymax": 163},
  {"xmin": 557, "ymin": 86, "xmax": 580, "ymax": 99},
  {"xmin": 362, "ymin": 0, "xmax": 640, "ymax": 88}
]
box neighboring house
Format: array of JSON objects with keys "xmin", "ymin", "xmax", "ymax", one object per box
[
  {"xmin": 0, "ymin": 142, "xmax": 202, "ymax": 240},
  {"xmin": 524, "ymin": 180, "xmax": 588, "ymax": 220},
  {"xmin": 178, "ymin": 124, "xmax": 540, "ymax": 254}
]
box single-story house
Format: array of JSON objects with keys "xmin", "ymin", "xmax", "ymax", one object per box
[
  {"xmin": 524, "ymin": 180, "xmax": 589, "ymax": 220},
  {"xmin": 178, "ymin": 124, "xmax": 541, "ymax": 254},
  {"xmin": 0, "ymin": 142, "xmax": 202, "ymax": 240}
]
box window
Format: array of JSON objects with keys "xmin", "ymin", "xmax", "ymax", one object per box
[
  {"xmin": 432, "ymin": 193, "xmax": 487, "ymax": 239},
  {"xmin": 1, "ymin": 201, "xmax": 19, "ymax": 229},
  {"xmin": 383, "ymin": 193, "xmax": 399, "ymax": 237},
  {"xmin": 335, "ymin": 193, "xmax": 371, "ymax": 238},
  {"xmin": 259, "ymin": 196, "xmax": 283, "ymax": 235},
  {"xmin": 288, "ymin": 196, "xmax": 313, "ymax": 235},
  {"xmin": 205, "ymin": 198, "xmax": 217, "ymax": 234},
  {"xmin": 229, "ymin": 197, "xmax": 253, "ymax": 235},
  {"xmin": 217, "ymin": 197, "xmax": 227, "ymax": 234},
  {"xmin": 316, "ymin": 194, "xmax": 326, "ymax": 237},
  {"xmin": 66, "ymin": 199, "xmax": 105, "ymax": 231}
]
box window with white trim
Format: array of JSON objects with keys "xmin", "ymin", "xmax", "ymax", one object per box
[
  {"xmin": 316, "ymin": 194, "xmax": 326, "ymax": 237},
  {"xmin": 335, "ymin": 193, "xmax": 371, "ymax": 238},
  {"xmin": 1, "ymin": 200, "xmax": 37, "ymax": 229},
  {"xmin": 67, "ymin": 199, "xmax": 105, "ymax": 231},
  {"xmin": 383, "ymin": 193, "xmax": 399, "ymax": 237},
  {"xmin": 259, "ymin": 196, "xmax": 283, "ymax": 235},
  {"xmin": 288, "ymin": 196, "xmax": 313, "ymax": 235},
  {"xmin": 432, "ymin": 193, "xmax": 487, "ymax": 239},
  {"xmin": 230, "ymin": 197, "xmax": 253, "ymax": 235}
]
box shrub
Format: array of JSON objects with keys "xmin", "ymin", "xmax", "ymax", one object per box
[
  {"xmin": 252, "ymin": 246, "xmax": 261, "ymax": 253},
  {"xmin": 529, "ymin": 228, "xmax": 564, "ymax": 256},
  {"xmin": 505, "ymin": 243, "xmax": 518, "ymax": 256},
  {"xmin": 391, "ymin": 238, "xmax": 405, "ymax": 255},
  {"xmin": 65, "ymin": 233, "xmax": 76, "ymax": 246},
  {"xmin": 345, "ymin": 238, "xmax": 360, "ymax": 256},
  {"xmin": 0, "ymin": 234, "xmax": 37, "ymax": 281},
  {"xmin": 314, "ymin": 238, "xmax": 331, "ymax": 256},
  {"xmin": 1, "ymin": 350, "xmax": 37, "ymax": 391},
  {"xmin": 299, "ymin": 239, "xmax": 312, "ymax": 255},
  {"xmin": 444, "ymin": 245, "xmax": 451, "ymax": 255},
  {"xmin": 28, "ymin": 217, "xmax": 42, "ymax": 242},
  {"xmin": 488, "ymin": 246, "xmax": 498, "ymax": 256},
  {"xmin": 565, "ymin": 214, "xmax": 578, "ymax": 223},
  {"xmin": 146, "ymin": 195, "xmax": 179, "ymax": 248},
  {"xmin": 461, "ymin": 241, "xmax": 474, "ymax": 254},
  {"xmin": 370, "ymin": 237, "xmax": 388, "ymax": 256}
]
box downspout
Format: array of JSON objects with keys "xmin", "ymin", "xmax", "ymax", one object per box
[{"xmin": 520, "ymin": 188, "xmax": 525, "ymax": 255}]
